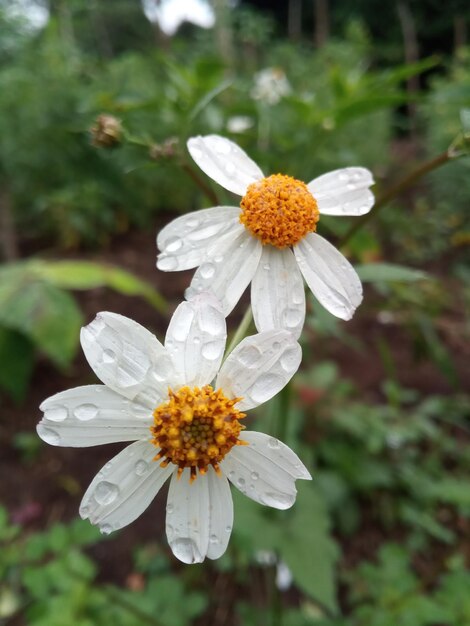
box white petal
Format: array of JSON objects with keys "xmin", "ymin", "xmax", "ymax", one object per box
[
  {"xmin": 251, "ymin": 246, "xmax": 305, "ymax": 340},
  {"xmin": 166, "ymin": 469, "xmax": 210, "ymax": 564},
  {"xmin": 216, "ymin": 330, "xmax": 301, "ymax": 410},
  {"xmin": 165, "ymin": 293, "xmax": 227, "ymax": 387},
  {"xmin": 37, "ymin": 385, "xmax": 151, "ymax": 447},
  {"xmin": 187, "ymin": 135, "xmax": 264, "ymax": 196},
  {"xmin": 80, "ymin": 312, "xmax": 177, "ymax": 408},
  {"xmin": 308, "ymin": 167, "xmax": 375, "ymax": 216},
  {"xmin": 240, "ymin": 432, "xmax": 311, "ymax": 480},
  {"xmin": 221, "ymin": 434, "xmax": 309, "ymax": 510},
  {"xmin": 80, "ymin": 440, "xmax": 173, "ymax": 533},
  {"xmin": 294, "ymin": 233, "xmax": 363, "ymax": 320},
  {"xmin": 157, "ymin": 207, "xmax": 241, "ymax": 271},
  {"xmin": 186, "ymin": 228, "xmax": 262, "ymax": 316},
  {"xmin": 206, "ymin": 468, "xmax": 233, "ymax": 560}
]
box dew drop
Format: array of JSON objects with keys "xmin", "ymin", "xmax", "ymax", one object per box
[
  {"xmin": 272, "ymin": 342, "xmax": 281, "ymax": 351},
  {"xmin": 45, "ymin": 406, "xmax": 68, "ymax": 422},
  {"xmin": 213, "ymin": 254, "xmax": 224, "ymax": 263},
  {"xmin": 249, "ymin": 373, "xmax": 283, "ymax": 404},
  {"xmin": 237, "ymin": 477, "xmax": 246, "ymax": 487},
  {"xmin": 186, "ymin": 217, "xmax": 200, "ymax": 229},
  {"xmin": 74, "ymin": 403, "xmax": 98, "ymax": 421},
  {"xmin": 251, "ymin": 471, "xmax": 259, "ymax": 481},
  {"xmin": 283, "ymin": 308, "xmax": 303, "ymax": 329},
  {"xmin": 263, "ymin": 263, "xmax": 271, "ymax": 271},
  {"xmin": 94, "ymin": 481, "xmax": 119, "ymax": 505},
  {"xmin": 38, "ymin": 426, "xmax": 60, "ymax": 445},
  {"xmin": 102, "ymin": 349, "xmax": 116, "ymax": 364},
  {"xmin": 158, "ymin": 255, "xmax": 178, "ymax": 271},
  {"xmin": 201, "ymin": 340, "xmax": 223, "ymax": 361},
  {"xmin": 135, "ymin": 460, "xmax": 149, "ymax": 476},
  {"xmin": 338, "ymin": 172, "xmax": 349, "ymax": 182},
  {"xmin": 228, "ymin": 471, "xmax": 235, "ymax": 479},
  {"xmin": 170, "ymin": 538, "xmax": 202, "ymax": 564},
  {"xmin": 213, "ymin": 139, "xmax": 231, "ymax": 155},
  {"xmin": 262, "ymin": 492, "xmax": 295, "ymax": 508},
  {"xmin": 165, "ymin": 236, "xmax": 183, "ymax": 253},
  {"xmin": 347, "ymin": 182, "xmax": 356, "ymax": 191},
  {"xmin": 100, "ymin": 524, "xmax": 113, "ymax": 535},
  {"xmin": 171, "ymin": 307, "xmax": 195, "ymax": 341},
  {"xmin": 199, "ymin": 262, "xmax": 215, "ymax": 279},
  {"xmin": 193, "ymin": 336, "xmax": 201, "ymax": 344},
  {"xmin": 80, "ymin": 505, "xmax": 89, "ymax": 517},
  {"xmin": 237, "ymin": 345, "xmax": 261, "ymax": 367},
  {"xmin": 280, "ymin": 347, "xmax": 300, "ymax": 372},
  {"xmin": 225, "ymin": 525, "xmax": 232, "ymax": 533},
  {"xmin": 166, "ymin": 502, "xmax": 174, "ymax": 514},
  {"xmin": 268, "ymin": 437, "xmax": 280, "ymax": 450},
  {"xmin": 209, "ymin": 534, "xmax": 219, "ymax": 544}
]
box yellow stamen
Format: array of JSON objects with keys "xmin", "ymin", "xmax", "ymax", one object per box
[
  {"xmin": 240, "ymin": 173, "xmax": 320, "ymax": 248},
  {"xmin": 151, "ymin": 385, "xmax": 245, "ymax": 481}
]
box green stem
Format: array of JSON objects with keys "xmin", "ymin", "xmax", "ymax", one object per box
[
  {"xmin": 181, "ymin": 162, "xmax": 219, "ymax": 205},
  {"xmin": 339, "ymin": 149, "xmax": 452, "ymax": 247},
  {"xmin": 224, "ymin": 306, "xmax": 253, "ymax": 358}
]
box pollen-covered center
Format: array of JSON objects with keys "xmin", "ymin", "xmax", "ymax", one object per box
[
  {"xmin": 240, "ymin": 173, "xmax": 320, "ymax": 248},
  {"xmin": 151, "ymin": 385, "xmax": 246, "ymax": 482}
]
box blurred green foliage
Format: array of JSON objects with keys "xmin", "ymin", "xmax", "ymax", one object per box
[{"xmin": 0, "ymin": 3, "xmax": 469, "ymax": 625}]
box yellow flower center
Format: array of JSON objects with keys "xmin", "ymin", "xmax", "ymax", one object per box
[
  {"xmin": 240, "ymin": 174, "xmax": 320, "ymax": 248},
  {"xmin": 151, "ymin": 385, "xmax": 246, "ymax": 482}
]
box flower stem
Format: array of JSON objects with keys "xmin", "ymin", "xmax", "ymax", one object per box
[
  {"xmin": 339, "ymin": 149, "xmax": 452, "ymax": 247},
  {"xmin": 181, "ymin": 162, "xmax": 220, "ymax": 205},
  {"xmin": 224, "ymin": 306, "xmax": 253, "ymax": 358}
]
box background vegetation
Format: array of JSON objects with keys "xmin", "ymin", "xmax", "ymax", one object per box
[{"xmin": 0, "ymin": 1, "xmax": 469, "ymax": 625}]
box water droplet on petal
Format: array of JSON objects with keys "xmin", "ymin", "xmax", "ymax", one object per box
[
  {"xmin": 135, "ymin": 460, "xmax": 149, "ymax": 476},
  {"xmin": 171, "ymin": 538, "xmax": 203, "ymax": 564},
  {"xmin": 347, "ymin": 182, "xmax": 356, "ymax": 190},
  {"xmin": 201, "ymin": 340, "xmax": 223, "ymax": 361},
  {"xmin": 237, "ymin": 477, "xmax": 246, "ymax": 487},
  {"xmin": 165, "ymin": 236, "xmax": 183, "ymax": 253},
  {"xmin": 338, "ymin": 172, "xmax": 349, "ymax": 182},
  {"xmin": 225, "ymin": 162, "xmax": 236, "ymax": 176},
  {"xmin": 263, "ymin": 263, "xmax": 270, "ymax": 271},
  {"xmin": 74, "ymin": 403, "xmax": 99, "ymax": 421},
  {"xmin": 268, "ymin": 437, "xmax": 280, "ymax": 450},
  {"xmin": 237, "ymin": 345, "xmax": 261, "ymax": 367},
  {"xmin": 158, "ymin": 255, "xmax": 179, "ymax": 271},
  {"xmin": 199, "ymin": 262, "xmax": 215, "ymax": 279},
  {"xmin": 102, "ymin": 349, "xmax": 116, "ymax": 364},
  {"xmin": 251, "ymin": 471, "xmax": 259, "ymax": 481},
  {"xmin": 280, "ymin": 347, "xmax": 300, "ymax": 372},
  {"xmin": 187, "ymin": 217, "xmax": 200, "ymax": 229},
  {"xmin": 225, "ymin": 525, "xmax": 232, "ymax": 533},
  {"xmin": 80, "ymin": 505, "xmax": 89, "ymax": 517},
  {"xmin": 94, "ymin": 481, "xmax": 119, "ymax": 505},
  {"xmin": 166, "ymin": 502, "xmax": 174, "ymax": 514},
  {"xmin": 171, "ymin": 307, "xmax": 195, "ymax": 341},
  {"xmin": 100, "ymin": 524, "xmax": 113, "ymax": 535},
  {"xmin": 38, "ymin": 426, "xmax": 60, "ymax": 445},
  {"xmin": 262, "ymin": 492, "xmax": 295, "ymax": 508},
  {"xmin": 209, "ymin": 534, "xmax": 219, "ymax": 544},
  {"xmin": 283, "ymin": 308, "xmax": 303, "ymax": 329}
]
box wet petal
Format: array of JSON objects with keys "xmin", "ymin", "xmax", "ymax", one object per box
[
  {"xmin": 186, "ymin": 228, "xmax": 261, "ymax": 316},
  {"xmin": 294, "ymin": 233, "xmax": 363, "ymax": 320},
  {"xmin": 221, "ymin": 434, "xmax": 310, "ymax": 510},
  {"xmin": 216, "ymin": 330, "xmax": 301, "ymax": 410},
  {"xmin": 37, "ymin": 385, "xmax": 151, "ymax": 447},
  {"xmin": 206, "ymin": 468, "xmax": 233, "ymax": 560},
  {"xmin": 251, "ymin": 246, "xmax": 305, "ymax": 340},
  {"xmin": 80, "ymin": 440, "xmax": 174, "ymax": 533},
  {"xmin": 157, "ymin": 207, "xmax": 241, "ymax": 271},
  {"xmin": 80, "ymin": 312, "xmax": 177, "ymax": 408},
  {"xmin": 165, "ymin": 469, "xmax": 210, "ymax": 564},
  {"xmin": 165, "ymin": 293, "xmax": 227, "ymax": 387},
  {"xmin": 187, "ymin": 135, "xmax": 264, "ymax": 196},
  {"xmin": 308, "ymin": 167, "xmax": 374, "ymax": 216}
]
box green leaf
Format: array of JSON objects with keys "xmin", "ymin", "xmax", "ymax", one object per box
[
  {"xmin": 0, "ymin": 271, "xmax": 83, "ymax": 368},
  {"xmin": 356, "ymin": 263, "xmax": 429, "ymax": 283},
  {"xmin": 0, "ymin": 326, "xmax": 34, "ymax": 402},
  {"xmin": 31, "ymin": 260, "xmax": 167, "ymax": 313},
  {"xmin": 234, "ymin": 483, "xmax": 339, "ymax": 615}
]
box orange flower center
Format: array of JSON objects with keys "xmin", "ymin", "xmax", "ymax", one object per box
[
  {"xmin": 240, "ymin": 174, "xmax": 320, "ymax": 248},
  {"xmin": 151, "ymin": 385, "xmax": 246, "ymax": 482}
]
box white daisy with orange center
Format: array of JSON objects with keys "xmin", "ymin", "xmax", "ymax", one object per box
[
  {"xmin": 157, "ymin": 135, "xmax": 375, "ymax": 338},
  {"xmin": 37, "ymin": 294, "xmax": 310, "ymax": 564}
]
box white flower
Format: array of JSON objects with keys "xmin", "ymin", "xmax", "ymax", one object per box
[
  {"xmin": 157, "ymin": 135, "xmax": 375, "ymax": 338},
  {"xmin": 37, "ymin": 294, "xmax": 310, "ymax": 564},
  {"xmin": 251, "ymin": 67, "xmax": 291, "ymax": 105},
  {"xmin": 226, "ymin": 115, "xmax": 254, "ymax": 134}
]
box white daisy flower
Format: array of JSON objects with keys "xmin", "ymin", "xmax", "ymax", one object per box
[
  {"xmin": 157, "ymin": 135, "xmax": 375, "ymax": 339},
  {"xmin": 251, "ymin": 67, "xmax": 291, "ymax": 105},
  {"xmin": 37, "ymin": 294, "xmax": 310, "ymax": 564}
]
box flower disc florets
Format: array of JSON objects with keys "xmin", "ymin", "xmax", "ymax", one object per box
[
  {"xmin": 151, "ymin": 385, "xmax": 245, "ymax": 481},
  {"xmin": 240, "ymin": 174, "xmax": 320, "ymax": 248}
]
